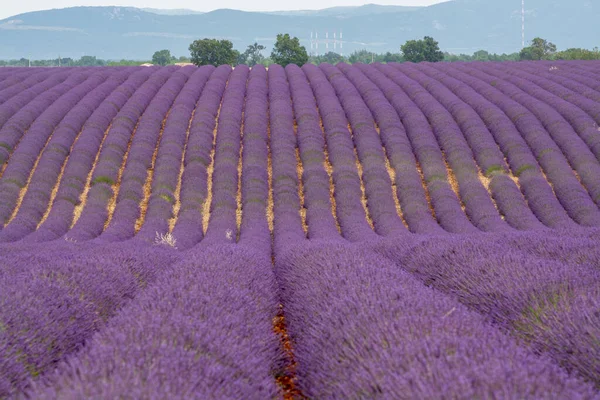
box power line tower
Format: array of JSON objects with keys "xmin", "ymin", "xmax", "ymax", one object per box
[
  {"xmin": 521, "ymin": 0, "xmax": 525, "ymax": 48},
  {"xmin": 310, "ymin": 30, "xmax": 343, "ymax": 56}
]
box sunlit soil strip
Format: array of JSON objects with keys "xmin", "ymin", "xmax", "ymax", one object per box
[
  {"xmin": 354, "ymin": 153, "xmax": 375, "ymax": 231},
  {"xmin": 442, "ymin": 152, "xmax": 465, "ymax": 213},
  {"xmin": 504, "ymin": 159, "xmax": 522, "ymax": 187},
  {"xmin": 169, "ymin": 108, "xmax": 197, "ymax": 233},
  {"xmin": 348, "ymin": 124, "xmax": 375, "ymax": 231},
  {"xmin": 295, "ymin": 144, "xmax": 308, "ymax": 235},
  {"xmin": 71, "ymin": 123, "xmax": 112, "ymax": 228},
  {"xmin": 415, "ymin": 160, "xmax": 437, "ymax": 220},
  {"xmin": 103, "ymin": 119, "xmax": 139, "ymax": 231},
  {"xmin": 202, "ymin": 103, "xmax": 221, "ymax": 235},
  {"xmin": 135, "ymin": 113, "xmax": 171, "ymax": 233},
  {"xmin": 273, "ymin": 304, "xmax": 304, "ymax": 400},
  {"xmin": 539, "ymin": 168, "xmax": 559, "ymax": 201},
  {"xmin": 0, "ymin": 140, "xmax": 12, "ymax": 178},
  {"xmin": 236, "ymin": 114, "xmax": 244, "ymax": 242},
  {"xmin": 5, "ymin": 128, "xmax": 56, "ymax": 226},
  {"xmin": 571, "ymin": 168, "xmax": 589, "ymax": 196},
  {"xmin": 319, "ymin": 116, "xmax": 342, "ymax": 234},
  {"xmin": 0, "ymin": 125, "xmax": 32, "ymax": 180},
  {"xmin": 38, "ymin": 125, "xmax": 87, "ymax": 228},
  {"xmin": 477, "ymin": 168, "xmax": 506, "ymax": 221},
  {"xmin": 267, "ymin": 121, "xmax": 274, "ymax": 237},
  {"xmin": 375, "ymin": 124, "xmax": 409, "ymax": 229}
]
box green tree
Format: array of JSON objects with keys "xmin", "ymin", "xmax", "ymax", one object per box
[
  {"xmin": 152, "ymin": 49, "xmax": 173, "ymax": 66},
  {"xmin": 519, "ymin": 37, "xmax": 557, "ymax": 61},
  {"xmin": 401, "ymin": 36, "xmax": 444, "ymax": 63},
  {"xmin": 348, "ymin": 49, "xmax": 375, "ymax": 64},
  {"xmin": 189, "ymin": 38, "xmax": 238, "ymax": 67},
  {"xmin": 239, "ymin": 42, "xmax": 266, "ymax": 66},
  {"xmin": 382, "ymin": 52, "xmax": 404, "ymax": 63},
  {"xmin": 554, "ymin": 47, "xmax": 600, "ymax": 60},
  {"xmin": 310, "ymin": 51, "xmax": 346, "ymax": 65},
  {"xmin": 75, "ymin": 56, "xmax": 105, "ymax": 66},
  {"xmin": 473, "ymin": 50, "xmax": 490, "ymax": 61},
  {"xmin": 271, "ymin": 34, "xmax": 308, "ymax": 67}
]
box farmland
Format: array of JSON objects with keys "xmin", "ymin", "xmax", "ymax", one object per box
[{"xmin": 1, "ymin": 61, "xmax": 600, "ymax": 398}]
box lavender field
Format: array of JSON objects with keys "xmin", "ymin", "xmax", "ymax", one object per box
[{"xmin": 1, "ymin": 61, "xmax": 600, "ymax": 398}]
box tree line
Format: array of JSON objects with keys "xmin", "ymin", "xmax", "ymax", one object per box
[{"xmin": 2, "ymin": 35, "xmax": 598, "ymax": 68}]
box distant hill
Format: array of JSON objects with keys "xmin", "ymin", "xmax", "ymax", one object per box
[
  {"xmin": 0, "ymin": 1, "xmax": 597, "ymax": 60},
  {"xmin": 141, "ymin": 8, "xmax": 205, "ymax": 16},
  {"xmin": 266, "ymin": 4, "xmax": 422, "ymax": 17}
]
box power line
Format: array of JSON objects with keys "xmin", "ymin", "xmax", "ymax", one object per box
[{"xmin": 522, "ymin": 0, "xmax": 525, "ymax": 48}]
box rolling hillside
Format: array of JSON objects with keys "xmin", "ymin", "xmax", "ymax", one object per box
[{"xmin": 0, "ymin": 0, "xmax": 598, "ymax": 59}]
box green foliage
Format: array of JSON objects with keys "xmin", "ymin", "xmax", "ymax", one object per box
[
  {"xmin": 77, "ymin": 56, "xmax": 105, "ymax": 66},
  {"xmin": 107, "ymin": 60, "xmax": 150, "ymax": 66},
  {"xmin": 152, "ymin": 49, "xmax": 174, "ymax": 66},
  {"xmin": 444, "ymin": 51, "xmax": 519, "ymax": 62},
  {"xmin": 92, "ymin": 176, "xmax": 115, "ymax": 186},
  {"xmin": 310, "ymin": 51, "xmax": 347, "ymax": 65},
  {"xmin": 519, "ymin": 37, "xmax": 557, "ymax": 61},
  {"xmin": 349, "ymin": 49, "xmax": 375, "ymax": 64},
  {"xmin": 189, "ymin": 38, "xmax": 238, "ymax": 67},
  {"xmin": 0, "ymin": 142, "xmax": 12, "ymax": 152},
  {"xmin": 485, "ymin": 165, "xmax": 505, "ymax": 177},
  {"xmin": 239, "ymin": 42, "xmax": 266, "ymax": 66},
  {"xmin": 381, "ymin": 51, "xmax": 404, "ymax": 63},
  {"xmin": 271, "ymin": 34, "xmax": 309, "ymax": 67},
  {"xmin": 554, "ymin": 47, "xmax": 600, "ymax": 60},
  {"xmin": 401, "ymin": 36, "xmax": 444, "ymax": 63}
]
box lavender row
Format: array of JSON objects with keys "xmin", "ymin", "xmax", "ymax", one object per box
[
  {"xmin": 0, "ymin": 68, "xmax": 49, "ymax": 99},
  {"xmin": 0, "ymin": 242, "xmax": 181, "ymax": 397},
  {"xmin": 321, "ymin": 63, "xmax": 408, "ymax": 237},
  {"xmin": 451, "ymin": 63, "xmax": 600, "ymax": 226},
  {"xmin": 470, "ymin": 63, "xmax": 600, "ymax": 208},
  {"xmin": 66, "ymin": 67, "xmax": 176, "ymax": 241},
  {"xmin": 98, "ymin": 66, "xmax": 195, "ymax": 242},
  {"xmin": 435, "ymin": 63, "xmax": 594, "ymax": 227},
  {"xmin": 135, "ymin": 66, "xmax": 214, "ymax": 242},
  {"xmin": 380, "ymin": 63, "xmax": 510, "ymax": 232},
  {"xmin": 238, "ymin": 65, "xmax": 272, "ymax": 254},
  {"xmin": 275, "ymin": 240, "xmax": 595, "ymax": 398},
  {"xmin": 416, "ymin": 62, "xmax": 573, "ymax": 229},
  {"xmin": 202, "ymin": 65, "xmax": 249, "ymax": 245},
  {"xmin": 509, "ymin": 62, "xmax": 600, "ymax": 125},
  {"xmin": 303, "ymin": 63, "xmax": 377, "ymax": 241},
  {"xmin": 285, "ymin": 65, "xmax": 341, "ymax": 240},
  {"xmin": 398, "ymin": 62, "xmax": 545, "ymax": 230},
  {"xmin": 0, "ymin": 69, "xmax": 69, "ymax": 112},
  {"xmin": 171, "ymin": 65, "xmax": 231, "ymax": 250},
  {"xmin": 490, "ymin": 62, "xmax": 600, "ymax": 161},
  {"xmin": 337, "ymin": 63, "xmax": 444, "ymax": 234},
  {"xmin": 26, "ymin": 68, "xmax": 156, "ymax": 242},
  {"xmin": 27, "ymin": 244, "xmax": 281, "ymax": 399},
  {"xmin": 0, "ymin": 69, "xmax": 102, "ymax": 227},
  {"xmin": 268, "ymin": 65, "xmax": 306, "ymax": 252},
  {"xmin": 544, "ymin": 61, "xmax": 600, "ymax": 98},
  {"xmin": 375, "ymin": 232, "xmax": 600, "ymax": 386},
  {"xmin": 357, "ymin": 64, "xmax": 478, "ymax": 233},
  {"xmin": 0, "ymin": 70, "xmax": 136, "ymax": 242}
]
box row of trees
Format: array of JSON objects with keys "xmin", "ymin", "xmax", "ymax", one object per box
[
  {"xmin": 4, "ymin": 36, "xmax": 597, "ymax": 68},
  {"xmin": 176, "ymin": 35, "xmax": 444, "ymax": 67},
  {"xmin": 185, "ymin": 34, "xmax": 309, "ymax": 67}
]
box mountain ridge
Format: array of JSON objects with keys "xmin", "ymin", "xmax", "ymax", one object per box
[{"xmin": 0, "ymin": 1, "xmax": 597, "ymax": 60}]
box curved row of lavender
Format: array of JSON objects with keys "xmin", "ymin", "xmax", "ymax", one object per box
[
  {"xmin": 27, "ymin": 64, "xmax": 282, "ymax": 399},
  {"xmin": 0, "ymin": 62, "xmax": 600, "ymax": 398}
]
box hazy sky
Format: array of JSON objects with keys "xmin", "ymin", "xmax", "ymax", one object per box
[{"xmin": 0, "ymin": 1, "xmax": 448, "ymax": 20}]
